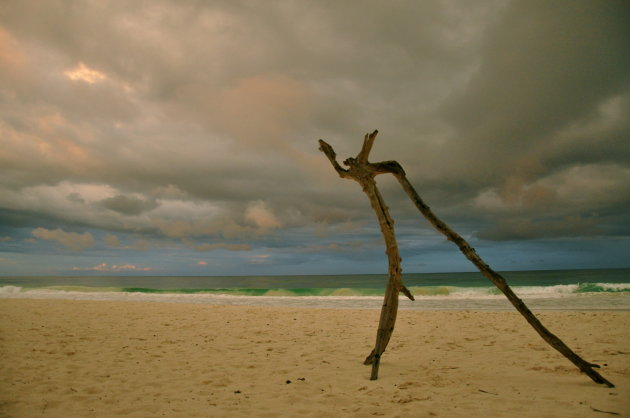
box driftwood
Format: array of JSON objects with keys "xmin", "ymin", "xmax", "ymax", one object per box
[
  {"xmin": 318, "ymin": 130, "xmax": 614, "ymax": 387},
  {"xmin": 319, "ymin": 131, "xmax": 414, "ymax": 380}
]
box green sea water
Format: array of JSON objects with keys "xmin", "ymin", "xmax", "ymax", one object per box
[{"xmin": 1, "ymin": 269, "xmax": 629, "ymax": 310}]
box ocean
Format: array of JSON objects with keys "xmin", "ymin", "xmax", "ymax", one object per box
[{"xmin": 1, "ymin": 268, "xmax": 629, "ymax": 311}]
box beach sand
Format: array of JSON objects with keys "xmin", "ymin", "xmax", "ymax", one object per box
[{"xmin": 1, "ymin": 299, "xmax": 628, "ymax": 417}]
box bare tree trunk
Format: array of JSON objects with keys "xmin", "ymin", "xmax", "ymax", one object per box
[
  {"xmin": 319, "ymin": 131, "xmax": 413, "ymax": 380},
  {"xmin": 318, "ymin": 130, "xmax": 614, "ymax": 388}
]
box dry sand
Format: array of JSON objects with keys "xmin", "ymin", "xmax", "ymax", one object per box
[{"xmin": 1, "ymin": 299, "xmax": 628, "ymax": 417}]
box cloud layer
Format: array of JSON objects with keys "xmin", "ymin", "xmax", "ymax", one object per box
[{"xmin": 1, "ymin": 0, "xmax": 628, "ymax": 275}]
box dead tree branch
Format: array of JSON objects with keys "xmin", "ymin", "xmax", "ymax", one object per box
[
  {"xmin": 319, "ymin": 130, "xmax": 413, "ymax": 380},
  {"xmin": 318, "ymin": 130, "xmax": 614, "ymax": 388}
]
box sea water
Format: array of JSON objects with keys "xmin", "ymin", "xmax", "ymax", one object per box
[{"xmin": 1, "ymin": 269, "xmax": 629, "ymax": 311}]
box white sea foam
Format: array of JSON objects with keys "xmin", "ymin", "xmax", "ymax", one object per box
[
  {"xmin": 0, "ymin": 285, "xmax": 22, "ymax": 294},
  {"xmin": 1, "ymin": 285, "xmax": 628, "ymax": 311},
  {"xmin": 511, "ymin": 284, "xmax": 579, "ymax": 296},
  {"xmin": 597, "ymin": 283, "xmax": 630, "ymax": 291}
]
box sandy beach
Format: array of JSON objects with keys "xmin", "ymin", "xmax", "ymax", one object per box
[{"xmin": 1, "ymin": 299, "xmax": 628, "ymax": 417}]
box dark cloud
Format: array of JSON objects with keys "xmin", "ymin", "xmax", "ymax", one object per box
[
  {"xmin": 440, "ymin": 0, "xmax": 630, "ymax": 180},
  {"xmin": 475, "ymin": 215, "xmax": 602, "ymax": 241},
  {"xmin": 100, "ymin": 195, "xmax": 158, "ymax": 216},
  {"xmin": 0, "ymin": 0, "xmax": 629, "ymax": 274},
  {"xmin": 31, "ymin": 227, "xmax": 95, "ymax": 251}
]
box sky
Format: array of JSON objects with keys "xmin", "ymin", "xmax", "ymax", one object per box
[{"xmin": 0, "ymin": 0, "xmax": 629, "ymax": 276}]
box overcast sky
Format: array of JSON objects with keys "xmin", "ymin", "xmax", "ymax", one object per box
[{"xmin": 1, "ymin": 0, "xmax": 629, "ymax": 276}]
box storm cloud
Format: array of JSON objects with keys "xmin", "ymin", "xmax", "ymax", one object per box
[{"xmin": 0, "ymin": 0, "xmax": 628, "ymax": 275}]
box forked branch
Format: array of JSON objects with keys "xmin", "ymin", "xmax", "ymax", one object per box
[
  {"xmin": 319, "ymin": 130, "xmax": 413, "ymax": 380},
  {"xmin": 318, "ymin": 130, "xmax": 614, "ymax": 388}
]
